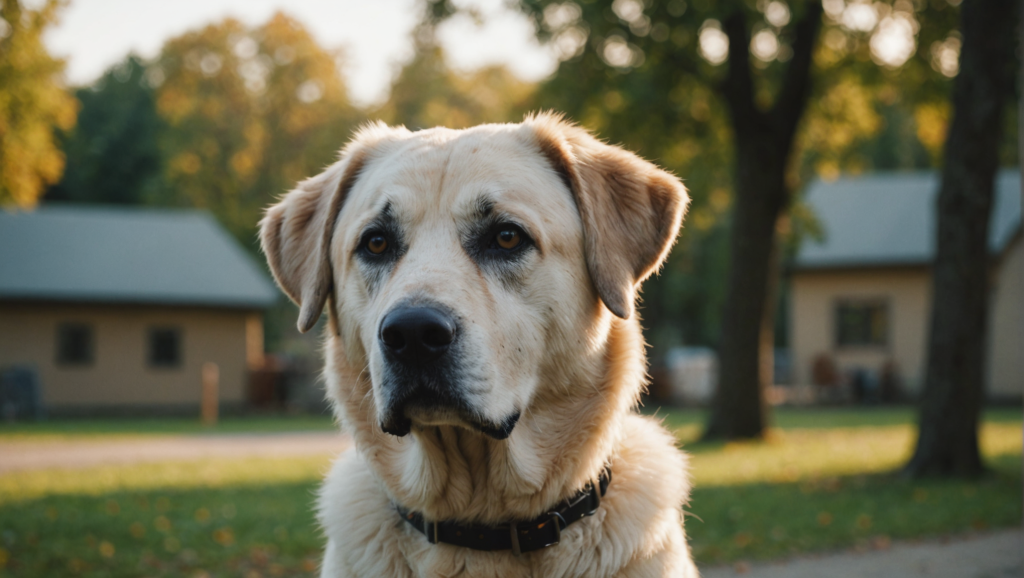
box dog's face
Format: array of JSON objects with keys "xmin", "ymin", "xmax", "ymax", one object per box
[{"xmin": 260, "ymin": 114, "xmax": 688, "ymax": 441}]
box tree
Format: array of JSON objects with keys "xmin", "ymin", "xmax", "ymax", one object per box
[
  {"xmin": 515, "ymin": 0, "xmax": 823, "ymax": 438},
  {"xmin": 379, "ymin": 43, "xmax": 535, "ymax": 130},
  {"xmin": 904, "ymin": 0, "xmax": 1018, "ymax": 478},
  {"xmin": 152, "ymin": 13, "xmax": 358, "ymax": 245},
  {"xmin": 512, "ymin": 1, "xmax": 976, "ymax": 438},
  {"xmin": 47, "ymin": 55, "xmax": 164, "ymax": 205},
  {"xmin": 702, "ymin": 2, "xmax": 822, "ymax": 440},
  {"xmin": 0, "ymin": 0, "xmax": 77, "ymax": 208}
]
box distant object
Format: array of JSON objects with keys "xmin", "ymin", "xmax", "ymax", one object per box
[
  {"xmin": 0, "ymin": 366, "xmax": 44, "ymax": 421},
  {"xmin": 0, "ymin": 205, "xmax": 280, "ymax": 416},
  {"xmin": 665, "ymin": 347, "xmax": 718, "ymax": 405},
  {"xmin": 790, "ymin": 169, "xmax": 1022, "ymax": 402}
]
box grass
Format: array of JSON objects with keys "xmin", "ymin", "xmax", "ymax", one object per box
[
  {"xmin": 0, "ymin": 408, "xmax": 1020, "ymax": 576},
  {"xmin": 0, "ymin": 415, "xmax": 337, "ymax": 442}
]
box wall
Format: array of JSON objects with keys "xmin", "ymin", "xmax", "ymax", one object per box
[
  {"xmin": 791, "ymin": 243, "xmax": 1023, "ymax": 400},
  {"xmin": 988, "ymin": 235, "xmax": 1024, "ymax": 398},
  {"xmin": 0, "ymin": 302, "xmax": 263, "ymax": 411},
  {"xmin": 789, "ymin": 268, "xmax": 932, "ymax": 394}
]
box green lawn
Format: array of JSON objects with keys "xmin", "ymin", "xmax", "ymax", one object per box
[
  {"xmin": 0, "ymin": 414, "xmax": 337, "ymax": 442},
  {"xmin": 1, "ymin": 408, "xmax": 1020, "ymax": 577}
]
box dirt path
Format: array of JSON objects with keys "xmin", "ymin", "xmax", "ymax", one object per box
[
  {"xmin": 0, "ymin": 432, "xmax": 351, "ymax": 473},
  {"xmin": 700, "ymin": 529, "xmax": 1022, "ymax": 578}
]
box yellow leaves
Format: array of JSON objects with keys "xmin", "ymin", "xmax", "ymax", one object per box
[
  {"xmin": 212, "ymin": 526, "xmax": 235, "ymax": 547},
  {"xmin": 733, "ymin": 531, "xmax": 753, "ymax": 547},
  {"xmin": 0, "ymin": 1, "xmax": 78, "ymax": 208},
  {"xmin": 171, "ymin": 153, "xmax": 202, "ymax": 176},
  {"xmin": 129, "ymin": 521, "xmax": 146, "ymax": 539},
  {"xmin": 816, "ymin": 160, "xmax": 841, "ymax": 182},
  {"xmin": 914, "ymin": 102, "xmax": 949, "ymax": 162},
  {"xmin": 149, "ymin": 14, "xmax": 356, "ymax": 242},
  {"xmin": 194, "ymin": 507, "xmax": 211, "ymax": 522},
  {"xmin": 153, "ymin": 515, "xmax": 172, "ymax": 532},
  {"xmin": 98, "ymin": 540, "xmax": 115, "ymax": 558},
  {"xmin": 105, "ymin": 499, "xmax": 120, "ymax": 515}
]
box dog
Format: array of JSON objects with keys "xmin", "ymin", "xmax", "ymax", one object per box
[{"xmin": 259, "ymin": 112, "xmax": 696, "ymax": 577}]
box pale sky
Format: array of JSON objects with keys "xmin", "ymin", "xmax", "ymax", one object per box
[{"xmin": 44, "ymin": 0, "xmax": 557, "ymax": 106}]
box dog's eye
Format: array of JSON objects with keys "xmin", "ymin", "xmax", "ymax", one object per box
[
  {"xmin": 495, "ymin": 227, "xmax": 522, "ymax": 250},
  {"xmin": 365, "ymin": 234, "xmax": 389, "ymax": 255}
]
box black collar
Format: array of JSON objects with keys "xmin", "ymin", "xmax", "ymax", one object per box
[{"xmin": 396, "ymin": 466, "xmax": 612, "ymax": 556}]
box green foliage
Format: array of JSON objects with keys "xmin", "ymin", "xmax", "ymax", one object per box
[
  {"xmin": 0, "ymin": 0, "xmax": 77, "ymax": 208},
  {"xmin": 151, "ymin": 13, "xmax": 360, "ymax": 248},
  {"xmin": 512, "ymin": 0, "xmax": 1015, "ymax": 356},
  {"xmin": 47, "ymin": 56, "xmax": 164, "ymax": 205},
  {"xmin": 379, "ymin": 44, "xmax": 535, "ymax": 130}
]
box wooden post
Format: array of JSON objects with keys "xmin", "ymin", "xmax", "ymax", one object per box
[{"xmin": 201, "ymin": 362, "xmax": 219, "ymax": 427}]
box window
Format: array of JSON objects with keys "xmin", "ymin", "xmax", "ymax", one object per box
[
  {"xmin": 835, "ymin": 301, "xmax": 888, "ymax": 347},
  {"xmin": 148, "ymin": 327, "xmax": 182, "ymax": 368},
  {"xmin": 56, "ymin": 323, "xmax": 94, "ymax": 366}
]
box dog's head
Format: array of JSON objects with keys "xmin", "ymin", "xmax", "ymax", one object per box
[{"xmin": 260, "ymin": 113, "xmax": 687, "ymax": 441}]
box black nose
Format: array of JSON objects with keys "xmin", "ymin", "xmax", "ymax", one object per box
[{"xmin": 379, "ymin": 306, "xmax": 457, "ymax": 365}]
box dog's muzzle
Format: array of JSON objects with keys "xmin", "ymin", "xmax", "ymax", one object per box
[
  {"xmin": 377, "ymin": 305, "xmax": 459, "ymax": 437},
  {"xmin": 376, "ymin": 304, "xmax": 518, "ymax": 440}
]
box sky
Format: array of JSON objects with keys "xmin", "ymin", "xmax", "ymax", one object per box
[{"xmin": 44, "ymin": 0, "xmax": 556, "ymax": 106}]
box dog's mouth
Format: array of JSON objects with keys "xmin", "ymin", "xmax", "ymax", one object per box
[{"xmin": 380, "ymin": 387, "xmax": 520, "ymax": 440}]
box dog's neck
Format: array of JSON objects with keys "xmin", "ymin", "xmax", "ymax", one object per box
[{"xmin": 326, "ymin": 316, "xmax": 646, "ymax": 524}]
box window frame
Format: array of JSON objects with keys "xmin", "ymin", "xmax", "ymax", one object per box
[
  {"xmin": 56, "ymin": 322, "xmax": 95, "ymax": 367},
  {"xmin": 833, "ymin": 298, "xmax": 890, "ymax": 349},
  {"xmin": 147, "ymin": 326, "xmax": 184, "ymax": 369}
]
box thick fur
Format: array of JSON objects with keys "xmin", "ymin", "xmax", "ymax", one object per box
[{"xmin": 259, "ymin": 113, "xmax": 696, "ymax": 577}]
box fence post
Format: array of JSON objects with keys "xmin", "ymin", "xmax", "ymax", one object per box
[{"xmin": 201, "ymin": 362, "xmax": 219, "ymax": 426}]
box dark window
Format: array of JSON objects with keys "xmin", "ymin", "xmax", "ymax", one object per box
[
  {"xmin": 148, "ymin": 327, "xmax": 182, "ymax": 368},
  {"xmin": 57, "ymin": 323, "xmax": 94, "ymax": 366},
  {"xmin": 835, "ymin": 301, "xmax": 888, "ymax": 347}
]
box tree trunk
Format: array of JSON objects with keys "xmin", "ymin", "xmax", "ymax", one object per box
[
  {"xmin": 904, "ymin": 0, "xmax": 1017, "ymax": 478},
  {"xmin": 703, "ymin": 4, "xmax": 822, "ymax": 440}
]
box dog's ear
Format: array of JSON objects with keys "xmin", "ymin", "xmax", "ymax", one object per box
[
  {"xmin": 525, "ymin": 112, "xmax": 689, "ymax": 319},
  {"xmin": 260, "ymin": 122, "xmax": 405, "ymax": 332},
  {"xmin": 259, "ymin": 149, "xmax": 366, "ymax": 332}
]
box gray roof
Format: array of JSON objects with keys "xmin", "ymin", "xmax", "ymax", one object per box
[
  {"xmin": 0, "ymin": 205, "xmax": 279, "ymax": 308},
  {"xmin": 795, "ymin": 169, "xmax": 1021, "ymax": 269}
]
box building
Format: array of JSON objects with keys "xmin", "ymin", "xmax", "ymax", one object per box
[
  {"xmin": 789, "ymin": 169, "xmax": 1022, "ymax": 401},
  {"xmin": 0, "ymin": 205, "xmax": 279, "ymax": 415}
]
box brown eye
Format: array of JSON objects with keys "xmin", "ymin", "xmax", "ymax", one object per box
[
  {"xmin": 366, "ymin": 235, "xmax": 388, "ymax": 254},
  {"xmin": 495, "ymin": 228, "xmax": 522, "ymax": 250}
]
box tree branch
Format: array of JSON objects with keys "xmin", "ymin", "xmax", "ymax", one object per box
[
  {"xmin": 770, "ymin": 1, "xmax": 823, "ymax": 142},
  {"xmin": 719, "ymin": 10, "xmax": 762, "ymax": 135}
]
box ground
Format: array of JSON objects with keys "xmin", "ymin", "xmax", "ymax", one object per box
[{"xmin": 0, "ymin": 407, "xmax": 1020, "ymax": 577}]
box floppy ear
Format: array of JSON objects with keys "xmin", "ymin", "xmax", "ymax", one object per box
[
  {"xmin": 525, "ymin": 113, "xmax": 690, "ymax": 319},
  {"xmin": 259, "ymin": 145, "xmax": 370, "ymax": 333}
]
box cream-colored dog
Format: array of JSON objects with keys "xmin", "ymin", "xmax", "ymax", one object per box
[{"xmin": 259, "ymin": 113, "xmax": 696, "ymax": 577}]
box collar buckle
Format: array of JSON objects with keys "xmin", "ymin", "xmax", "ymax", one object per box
[
  {"xmin": 509, "ymin": 521, "xmax": 522, "ymax": 556},
  {"xmin": 422, "ymin": 517, "xmax": 438, "ymax": 544}
]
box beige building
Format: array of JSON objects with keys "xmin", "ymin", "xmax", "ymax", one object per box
[
  {"xmin": 0, "ymin": 206, "xmax": 278, "ymax": 415},
  {"xmin": 790, "ymin": 170, "xmax": 1022, "ymax": 400}
]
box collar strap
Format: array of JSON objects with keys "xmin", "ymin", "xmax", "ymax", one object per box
[{"xmin": 397, "ymin": 466, "xmax": 611, "ymax": 556}]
